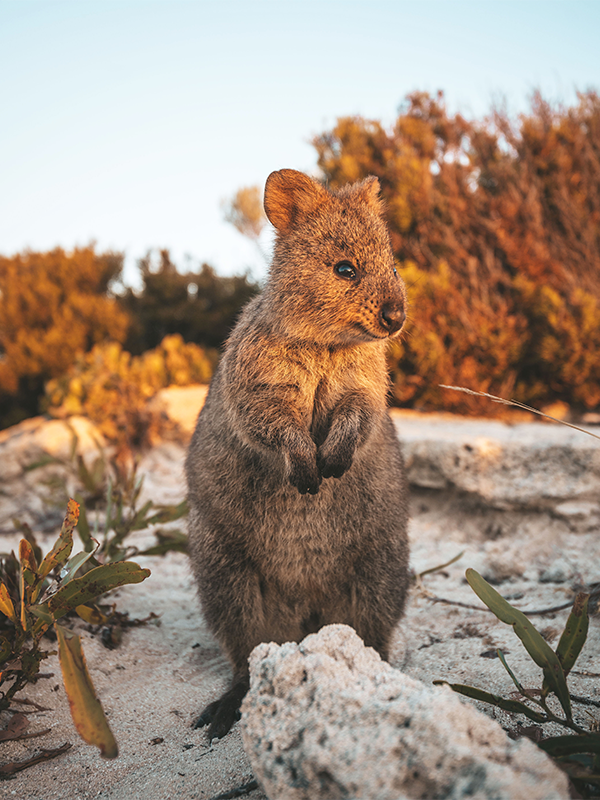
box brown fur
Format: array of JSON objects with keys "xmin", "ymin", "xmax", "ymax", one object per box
[{"xmin": 185, "ymin": 169, "xmax": 410, "ymax": 740}]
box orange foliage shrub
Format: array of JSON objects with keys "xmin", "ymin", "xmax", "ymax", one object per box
[
  {"xmin": 0, "ymin": 246, "xmax": 129, "ymax": 426},
  {"xmin": 45, "ymin": 334, "xmax": 213, "ymax": 449},
  {"xmin": 314, "ymin": 91, "xmax": 600, "ymax": 414}
]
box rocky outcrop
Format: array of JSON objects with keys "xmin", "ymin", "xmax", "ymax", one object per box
[
  {"xmin": 0, "ymin": 386, "xmax": 207, "ymax": 534},
  {"xmin": 393, "ymin": 410, "xmax": 600, "ymax": 527},
  {"xmin": 2, "ymin": 391, "xmax": 600, "ymax": 536},
  {"xmin": 241, "ymin": 625, "xmax": 569, "ymax": 800},
  {"xmin": 146, "ymin": 385, "xmax": 208, "ymax": 438},
  {"xmin": 0, "ymin": 415, "xmax": 108, "ymax": 533}
]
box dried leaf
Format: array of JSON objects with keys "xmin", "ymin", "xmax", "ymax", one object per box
[
  {"xmin": 0, "ymin": 712, "xmax": 29, "ymax": 742},
  {"xmin": 56, "ymin": 625, "xmax": 118, "ymax": 758},
  {"xmin": 38, "ymin": 498, "xmax": 79, "ymax": 580},
  {"xmin": 0, "ymin": 583, "xmax": 17, "ymax": 624},
  {"xmin": 75, "ymin": 604, "xmax": 110, "ymax": 626}
]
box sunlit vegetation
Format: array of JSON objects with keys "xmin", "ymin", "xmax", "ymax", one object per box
[
  {"xmin": 314, "ymin": 90, "xmax": 600, "ymax": 414},
  {"xmin": 1, "ymin": 91, "xmax": 599, "ymax": 435},
  {"xmin": 0, "ymin": 247, "xmax": 259, "ymax": 432},
  {"xmin": 44, "ymin": 334, "xmax": 213, "ymax": 452},
  {"xmin": 0, "ymin": 453, "xmax": 187, "ymax": 764},
  {"xmin": 119, "ymin": 249, "xmax": 259, "ymax": 355},
  {"xmin": 0, "ymin": 247, "xmax": 129, "ymax": 428}
]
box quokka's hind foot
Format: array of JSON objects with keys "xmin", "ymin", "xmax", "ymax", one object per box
[{"xmin": 192, "ymin": 678, "xmax": 249, "ymax": 741}]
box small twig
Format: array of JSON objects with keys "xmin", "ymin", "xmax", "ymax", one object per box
[
  {"xmin": 517, "ymin": 601, "xmax": 581, "ymax": 616},
  {"xmin": 0, "ymin": 742, "xmax": 72, "ymax": 776},
  {"xmin": 10, "ymin": 728, "xmax": 52, "ymax": 741},
  {"xmin": 417, "ymin": 551, "xmax": 464, "ymax": 579},
  {"xmin": 427, "ymin": 596, "xmax": 494, "ymax": 613},
  {"xmin": 209, "ymin": 779, "xmax": 259, "ymax": 800},
  {"xmin": 426, "ymin": 591, "xmax": 599, "ymax": 617},
  {"xmin": 571, "ymin": 670, "xmax": 600, "ymax": 678},
  {"xmin": 570, "ymin": 694, "xmax": 600, "ymax": 709},
  {"xmin": 9, "ymin": 698, "xmax": 52, "ymax": 712},
  {"xmin": 194, "ymin": 747, "xmax": 214, "ymax": 760}
]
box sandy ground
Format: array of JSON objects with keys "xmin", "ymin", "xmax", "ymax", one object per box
[{"xmin": 1, "ymin": 427, "xmax": 599, "ymax": 800}]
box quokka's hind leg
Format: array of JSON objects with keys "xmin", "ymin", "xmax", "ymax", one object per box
[
  {"xmin": 193, "ymin": 672, "xmax": 250, "ymax": 741},
  {"xmin": 351, "ymin": 543, "xmax": 410, "ymax": 662},
  {"xmin": 190, "ymin": 548, "xmax": 267, "ymax": 740}
]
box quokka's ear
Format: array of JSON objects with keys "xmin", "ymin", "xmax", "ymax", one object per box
[
  {"xmin": 264, "ymin": 169, "xmax": 330, "ymax": 233},
  {"xmin": 355, "ymin": 176, "xmax": 384, "ymax": 212}
]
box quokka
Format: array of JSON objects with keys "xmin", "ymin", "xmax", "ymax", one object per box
[{"xmin": 185, "ymin": 168, "xmax": 410, "ymax": 740}]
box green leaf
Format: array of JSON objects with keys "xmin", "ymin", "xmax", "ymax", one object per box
[
  {"xmin": 29, "ymin": 604, "xmax": 54, "ymax": 625},
  {"xmin": 145, "ymin": 500, "xmax": 189, "ymax": 526},
  {"xmin": 38, "ymin": 499, "xmax": 79, "ymax": 580},
  {"xmin": 137, "ymin": 529, "xmax": 188, "ymax": 556},
  {"xmin": 60, "ymin": 547, "xmax": 98, "ymax": 585},
  {"xmin": 465, "ymin": 568, "xmax": 572, "ymax": 719},
  {"xmin": 129, "ymin": 500, "xmax": 154, "ymax": 531},
  {"xmin": 56, "ymin": 624, "xmax": 118, "ymax": 758},
  {"xmin": 48, "ymin": 562, "xmax": 151, "ymax": 620},
  {"xmin": 433, "ymin": 680, "xmax": 547, "ymax": 722},
  {"xmin": 539, "ymin": 734, "xmax": 600, "ymax": 757},
  {"xmin": 555, "ymin": 592, "xmax": 589, "ymax": 679}
]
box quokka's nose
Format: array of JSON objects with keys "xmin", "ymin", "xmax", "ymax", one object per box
[{"xmin": 379, "ymin": 303, "xmax": 406, "ymax": 335}]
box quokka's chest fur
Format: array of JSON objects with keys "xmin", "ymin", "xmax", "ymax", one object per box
[{"xmin": 220, "ymin": 312, "xmax": 390, "ymax": 447}]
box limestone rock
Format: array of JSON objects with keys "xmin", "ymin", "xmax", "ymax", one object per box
[
  {"xmin": 241, "ymin": 625, "xmax": 569, "ymax": 800},
  {"xmin": 0, "ymin": 415, "xmax": 108, "ymax": 532},
  {"xmin": 147, "ymin": 385, "xmax": 208, "ymax": 438},
  {"xmin": 393, "ymin": 410, "xmax": 600, "ymax": 515}
]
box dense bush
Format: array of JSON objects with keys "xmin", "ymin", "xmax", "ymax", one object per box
[
  {"xmin": 44, "ymin": 334, "xmax": 213, "ymax": 450},
  {"xmin": 314, "ymin": 91, "xmax": 600, "ymax": 414},
  {"xmin": 0, "ymin": 246, "xmax": 258, "ymax": 431},
  {"xmin": 0, "ymin": 247, "xmax": 129, "ymax": 427},
  {"xmin": 119, "ymin": 249, "xmax": 260, "ymax": 354}
]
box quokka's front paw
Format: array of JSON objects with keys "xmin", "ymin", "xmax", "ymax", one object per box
[
  {"xmin": 288, "ymin": 451, "xmax": 322, "ymax": 495},
  {"xmin": 317, "ymin": 438, "xmax": 355, "ymax": 480}
]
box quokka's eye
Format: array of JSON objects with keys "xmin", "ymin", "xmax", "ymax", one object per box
[
  {"xmin": 334, "ymin": 261, "xmax": 357, "ymax": 279},
  {"xmin": 393, "ymin": 267, "xmax": 398, "ymax": 277}
]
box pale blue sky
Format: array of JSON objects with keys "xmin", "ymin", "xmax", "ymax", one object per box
[{"xmin": 1, "ymin": 0, "xmax": 599, "ymax": 285}]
